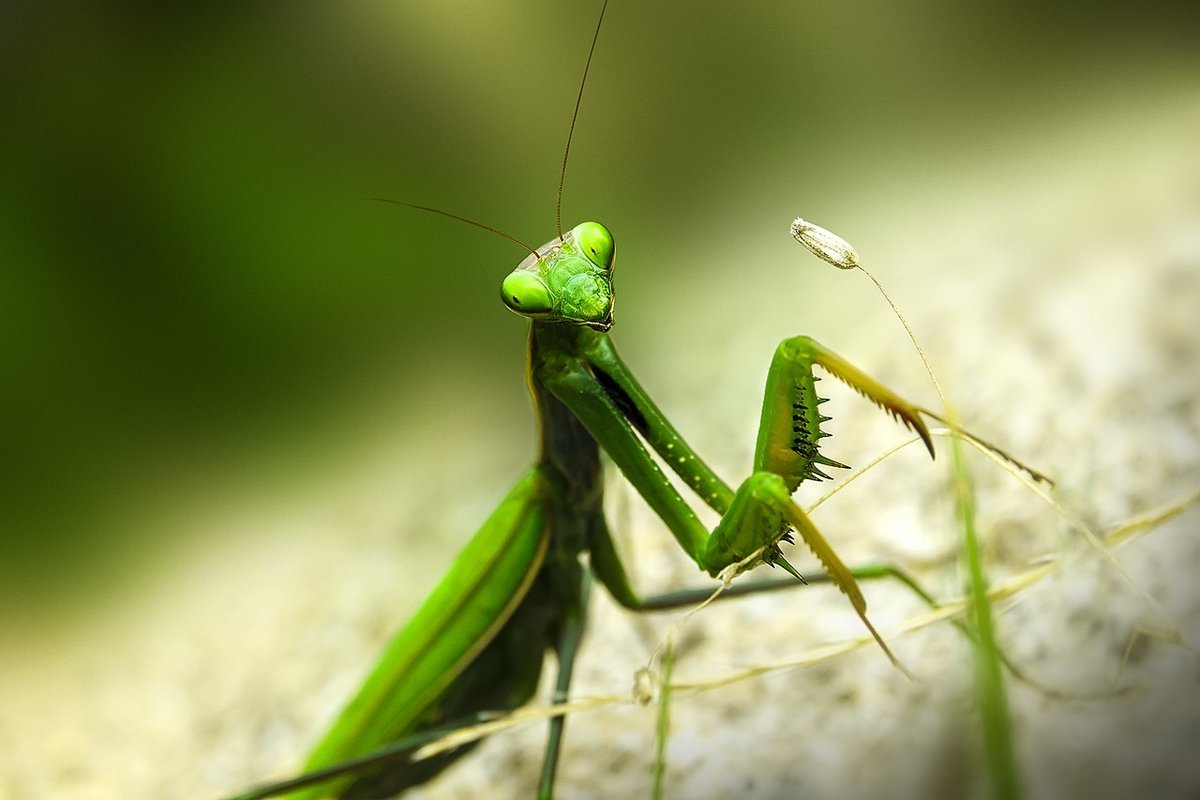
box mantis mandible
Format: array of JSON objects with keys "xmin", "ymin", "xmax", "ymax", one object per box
[{"xmin": 231, "ymin": 3, "xmax": 1042, "ymax": 799}]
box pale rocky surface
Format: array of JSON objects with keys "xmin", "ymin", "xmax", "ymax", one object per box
[{"xmin": 2, "ymin": 72, "xmax": 1198, "ymax": 800}]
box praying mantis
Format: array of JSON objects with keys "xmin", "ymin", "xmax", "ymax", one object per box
[{"xmin": 229, "ymin": 3, "xmax": 1054, "ymax": 799}]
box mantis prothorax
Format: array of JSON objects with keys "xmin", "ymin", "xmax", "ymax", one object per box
[{"xmin": 230, "ymin": 3, "xmax": 1047, "ymax": 799}]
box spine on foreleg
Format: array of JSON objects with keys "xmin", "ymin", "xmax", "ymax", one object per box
[
  {"xmin": 788, "ymin": 374, "xmax": 849, "ymax": 483},
  {"xmin": 755, "ymin": 337, "xmax": 850, "ymax": 492}
]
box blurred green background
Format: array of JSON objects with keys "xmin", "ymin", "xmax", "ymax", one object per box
[{"xmin": 2, "ymin": 0, "xmax": 1197, "ymax": 631}]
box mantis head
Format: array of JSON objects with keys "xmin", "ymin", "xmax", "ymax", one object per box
[{"xmin": 501, "ymin": 222, "xmax": 616, "ymax": 331}]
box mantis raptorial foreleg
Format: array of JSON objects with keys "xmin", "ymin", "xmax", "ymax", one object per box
[{"xmin": 542, "ymin": 326, "xmax": 940, "ymax": 668}]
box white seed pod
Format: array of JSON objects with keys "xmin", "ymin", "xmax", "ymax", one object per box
[{"xmin": 790, "ymin": 217, "xmax": 859, "ymax": 270}]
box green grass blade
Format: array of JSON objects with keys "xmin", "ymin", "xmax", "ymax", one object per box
[
  {"xmin": 949, "ymin": 432, "xmax": 1019, "ymax": 799},
  {"xmin": 651, "ymin": 638, "xmax": 675, "ymax": 800}
]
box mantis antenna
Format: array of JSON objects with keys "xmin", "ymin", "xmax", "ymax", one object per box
[
  {"xmin": 377, "ymin": 0, "xmax": 610, "ymax": 253},
  {"xmin": 373, "ymin": 198, "xmax": 538, "ymax": 257},
  {"xmin": 556, "ymin": 0, "xmax": 610, "ymax": 242}
]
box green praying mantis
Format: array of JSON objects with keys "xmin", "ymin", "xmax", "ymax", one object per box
[{"xmin": 230, "ymin": 3, "xmax": 1051, "ymax": 799}]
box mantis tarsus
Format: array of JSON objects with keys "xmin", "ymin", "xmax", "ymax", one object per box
[{"xmin": 231, "ymin": 4, "xmax": 1047, "ymax": 799}]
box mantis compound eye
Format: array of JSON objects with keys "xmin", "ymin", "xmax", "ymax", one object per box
[
  {"xmin": 501, "ymin": 272, "xmax": 552, "ymax": 314},
  {"xmin": 572, "ymin": 221, "xmax": 615, "ymax": 270}
]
